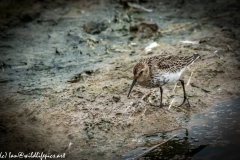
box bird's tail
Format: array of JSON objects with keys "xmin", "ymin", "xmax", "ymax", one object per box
[{"xmin": 186, "ymin": 54, "xmax": 200, "ymax": 66}]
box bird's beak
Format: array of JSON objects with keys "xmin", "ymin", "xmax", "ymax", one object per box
[{"xmin": 127, "ymin": 78, "xmax": 137, "ymax": 97}]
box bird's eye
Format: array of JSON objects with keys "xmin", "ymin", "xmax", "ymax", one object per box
[{"xmin": 139, "ymin": 71, "xmax": 143, "ymax": 75}]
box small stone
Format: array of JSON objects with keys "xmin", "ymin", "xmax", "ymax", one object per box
[
  {"xmin": 194, "ymin": 139, "xmax": 199, "ymax": 142},
  {"xmin": 68, "ymin": 135, "xmax": 74, "ymax": 140},
  {"xmin": 30, "ymin": 116, "xmax": 37, "ymax": 122},
  {"xmin": 112, "ymin": 95, "xmax": 121, "ymax": 102},
  {"xmin": 87, "ymin": 132, "xmax": 94, "ymax": 139}
]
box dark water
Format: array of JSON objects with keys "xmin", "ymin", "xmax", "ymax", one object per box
[{"xmin": 121, "ymin": 97, "xmax": 240, "ymax": 160}]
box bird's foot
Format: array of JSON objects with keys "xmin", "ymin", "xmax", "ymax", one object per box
[
  {"xmin": 177, "ymin": 96, "xmax": 191, "ymax": 107},
  {"xmin": 159, "ymin": 104, "xmax": 164, "ymax": 108}
]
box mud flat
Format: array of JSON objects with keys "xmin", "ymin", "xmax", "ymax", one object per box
[{"xmin": 0, "ymin": 0, "xmax": 240, "ymax": 159}]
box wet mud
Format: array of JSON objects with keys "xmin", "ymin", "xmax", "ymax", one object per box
[
  {"xmin": 0, "ymin": 0, "xmax": 240, "ymax": 159},
  {"xmin": 122, "ymin": 97, "xmax": 240, "ymax": 160}
]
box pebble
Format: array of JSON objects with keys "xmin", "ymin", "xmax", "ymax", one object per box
[
  {"xmin": 87, "ymin": 132, "xmax": 94, "ymax": 139},
  {"xmin": 194, "ymin": 139, "xmax": 199, "ymax": 142},
  {"xmin": 112, "ymin": 95, "xmax": 121, "ymax": 102}
]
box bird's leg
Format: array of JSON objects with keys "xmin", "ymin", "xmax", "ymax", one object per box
[
  {"xmin": 178, "ymin": 79, "xmax": 190, "ymax": 107},
  {"xmin": 159, "ymin": 86, "xmax": 164, "ymax": 108}
]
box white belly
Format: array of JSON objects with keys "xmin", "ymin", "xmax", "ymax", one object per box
[{"xmin": 153, "ymin": 69, "xmax": 185, "ymax": 86}]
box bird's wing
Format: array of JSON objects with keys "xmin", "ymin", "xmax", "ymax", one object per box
[{"xmin": 151, "ymin": 55, "xmax": 197, "ymax": 73}]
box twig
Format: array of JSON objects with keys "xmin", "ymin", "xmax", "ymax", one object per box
[
  {"xmin": 186, "ymin": 71, "xmax": 193, "ymax": 86},
  {"xmin": 127, "ymin": 2, "xmax": 153, "ymax": 12},
  {"xmin": 67, "ymin": 130, "xmax": 82, "ymax": 137},
  {"xmin": 141, "ymin": 89, "xmax": 155, "ymax": 100},
  {"xmin": 172, "ymin": 82, "xmax": 178, "ymax": 93},
  {"xmin": 168, "ymin": 98, "xmax": 175, "ymax": 110},
  {"xmin": 134, "ymin": 135, "xmax": 177, "ymax": 160}
]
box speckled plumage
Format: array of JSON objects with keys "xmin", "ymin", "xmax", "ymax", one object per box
[{"xmin": 128, "ymin": 54, "xmax": 200, "ymax": 107}]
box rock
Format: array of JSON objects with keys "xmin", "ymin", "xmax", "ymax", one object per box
[
  {"xmin": 68, "ymin": 70, "xmax": 95, "ymax": 83},
  {"xmin": 130, "ymin": 21, "xmax": 158, "ymax": 34},
  {"xmin": 83, "ymin": 21, "xmax": 109, "ymax": 34}
]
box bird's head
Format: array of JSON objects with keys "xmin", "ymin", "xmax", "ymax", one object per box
[{"xmin": 127, "ymin": 62, "xmax": 150, "ymax": 97}]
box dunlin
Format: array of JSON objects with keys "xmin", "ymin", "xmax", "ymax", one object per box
[{"xmin": 127, "ymin": 54, "xmax": 200, "ymax": 107}]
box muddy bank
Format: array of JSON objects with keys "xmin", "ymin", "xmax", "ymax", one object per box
[{"xmin": 0, "ymin": 0, "xmax": 240, "ymax": 159}]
